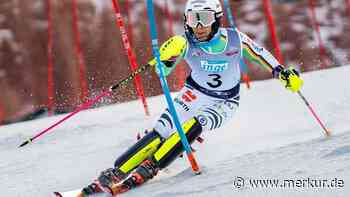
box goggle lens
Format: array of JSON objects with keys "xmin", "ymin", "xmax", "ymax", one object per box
[{"xmin": 186, "ymin": 11, "xmax": 216, "ymax": 28}]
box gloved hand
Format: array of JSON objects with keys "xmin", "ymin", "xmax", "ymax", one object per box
[
  {"xmin": 154, "ymin": 60, "xmax": 176, "ymax": 77},
  {"xmin": 272, "ymin": 65, "xmax": 304, "ymax": 93}
]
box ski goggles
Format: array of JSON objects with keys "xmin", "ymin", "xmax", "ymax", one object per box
[{"xmin": 186, "ymin": 10, "xmax": 216, "ymax": 28}]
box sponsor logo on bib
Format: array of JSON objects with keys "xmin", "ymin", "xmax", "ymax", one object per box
[{"xmin": 200, "ymin": 60, "xmax": 229, "ymax": 72}]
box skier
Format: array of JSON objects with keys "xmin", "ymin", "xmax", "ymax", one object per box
[{"xmin": 82, "ymin": 0, "xmax": 303, "ymax": 195}]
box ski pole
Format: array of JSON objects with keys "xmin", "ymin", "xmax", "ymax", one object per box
[
  {"xmin": 18, "ymin": 64, "xmax": 151, "ymax": 148},
  {"xmin": 146, "ymin": 0, "xmax": 201, "ymax": 175},
  {"xmin": 297, "ymin": 90, "xmax": 331, "ymax": 137}
]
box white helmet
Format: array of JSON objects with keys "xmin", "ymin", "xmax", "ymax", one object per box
[
  {"xmin": 184, "ymin": 0, "xmax": 223, "ymax": 42},
  {"xmin": 185, "ymin": 0, "xmax": 223, "ymax": 17}
]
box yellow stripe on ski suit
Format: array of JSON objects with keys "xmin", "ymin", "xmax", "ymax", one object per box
[{"xmin": 154, "ymin": 118, "xmax": 197, "ymax": 162}]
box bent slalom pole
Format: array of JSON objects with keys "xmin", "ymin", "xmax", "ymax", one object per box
[
  {"xmin": 297, "ymin": 91, "xmax": 331, "ymax": 137},
  {"xmin": 146, "ymin": 0, "xmax": 201, "ymax": 174},
  {"xmin": 111, "ymin": 0, "xmax": 150, "ymax": 116},
  {"xmin": 18, "ymin": 64, "xmax": 151, "ymax": 148},
  {"xmin": 222, "ymin": 0, "xmax": 251, "ymax": 89}
]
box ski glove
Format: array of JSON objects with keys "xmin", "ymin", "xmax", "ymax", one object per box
[
  {"xmin": 148, "ymin": 35, "xmax": 187, "ymax": 77},
  {"xmin": 273, "ymin": 65, "xmax": 304, "ymax": 93}
]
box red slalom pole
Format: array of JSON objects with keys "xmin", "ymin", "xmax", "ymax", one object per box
[
  {"xmin": 125, "ymin": 0, "xmax": 134, "ymax": 46},
  {"xmin": 46, "ymin": 0, "xmax": 55, "ymax": 116},
  {"xmin": 0, "ymin": 103, "xmax": 4, "ymax": 125},
  {"xmin": 308, "ymin": 0, "xmax": 329, "ymax": 69},
  {"xmin": 72, "ymin": 0, "xmax": 89, "ymax": 102},
  {"xmin": 111, "ymin": 0, "xmax": 150, "ymax": 116},
  {"xmin": 297, "ymin": 91, "xmax": 331, "ymax": 137},
  {"xmin": 262, "ymin": 0, "xmax": 284, "ymax": 64},
  {"xmin": 347, "ymin": 0, "xmax": 350, "ymax": 16}
]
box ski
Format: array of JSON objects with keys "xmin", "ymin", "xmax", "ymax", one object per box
[
  {"xmin": 53, "ymin": 189, "xmax": 111, "ymax": 197},
  {"xmin": 53, "ymin": 184, "xmax": 129, "ymax": 197},
  {"xmin": 53, "ymin": 181, "xmax": 110, "ymax": 197},
  {"xmin": 53, "ymin": 189, "xmax": 84, "ymax": 197}
]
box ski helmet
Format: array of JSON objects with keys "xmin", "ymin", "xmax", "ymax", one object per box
[{"xmin": 184, "ymin": 0, "xmax": 223, "ymax": 43}]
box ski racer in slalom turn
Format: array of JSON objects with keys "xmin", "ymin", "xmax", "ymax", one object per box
[{"xmin": 82, "ymin": 0, "xmax": 304, "ymax": 195}]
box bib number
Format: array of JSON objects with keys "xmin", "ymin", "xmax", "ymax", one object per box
[{"xmin": 207, "ymin": 74, "xmax": 222, "ymax": 88}]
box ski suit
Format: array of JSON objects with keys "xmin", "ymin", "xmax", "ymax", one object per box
[{"xmin": 153, "ymin": 27, "xmax": 281, "ymax": 138}]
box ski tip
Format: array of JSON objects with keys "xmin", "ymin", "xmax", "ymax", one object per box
[{"xmin": 53, "ymin": 192, "xmax": 63, "ymax": 197}]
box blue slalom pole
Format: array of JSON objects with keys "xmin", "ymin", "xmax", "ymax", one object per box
[
  {"xmin": 146, "ymin": 0, "xmax": 201, "ymax": 174},
  {"xmin": 223, "ymin": 0, "xmax": 251, "ymax": 87},
  {"xmin": 223, "ymin": 0, "xmax": 237, "ymax": 27}
]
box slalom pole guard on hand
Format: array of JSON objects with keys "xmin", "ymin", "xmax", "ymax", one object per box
[{"xmin": 273, "ymin": 65, "xmax": 303, "ymax": 93}]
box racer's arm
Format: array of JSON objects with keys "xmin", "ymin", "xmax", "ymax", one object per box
[
  {"xmin": 148, "ymin": 35, "xmax": 187, "ymax": 76},
  {"xmin": 238, "ymin": 30, "xmax": 303, "ymax": 92},
  {"xmin": 238, "ymin": 30, "xmax": 281, "ymax": 72}
]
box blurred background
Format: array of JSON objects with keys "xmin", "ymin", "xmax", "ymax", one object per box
[{"xmin": 0, "ymin": 0, "xmax": 349, "ymax": 125}]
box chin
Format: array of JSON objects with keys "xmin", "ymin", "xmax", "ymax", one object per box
[{"xmin": 197, "ymin": 37, "xmax": 208, "ymax": 42}]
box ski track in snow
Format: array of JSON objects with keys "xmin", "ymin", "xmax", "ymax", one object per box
[{"xmin": 0, "ymin": 66, "xmax": 350, "ymax": 197}]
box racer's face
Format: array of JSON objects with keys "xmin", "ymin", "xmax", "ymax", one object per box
[{"xmin": 192, "ymin": 25, "xmax": 212, "ymax": 41}]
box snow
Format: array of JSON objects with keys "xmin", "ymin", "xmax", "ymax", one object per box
[{"xmin": 0, "ymin": 65, "xmax": 350, "ymax": 197}]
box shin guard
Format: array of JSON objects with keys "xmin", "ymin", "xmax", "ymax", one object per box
[
  {"xmin": 153, "ymin": 118, "xmax": 202, "ymax": 169},
  {"xmin": 114, "ymin": 131, "xmax": 163, "ymax": 175}
]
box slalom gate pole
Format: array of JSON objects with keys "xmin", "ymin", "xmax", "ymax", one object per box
[
  {"xmin": 125, "ymin": 0, "xmax": 134, "ymax": 46},
  {"xmin": 0, "ymin": 103, "xmax": 4, "ymax": 125},
  {"xmin": 72, "ymin": 0, "xmax": 89, "ymax": 102},
  {"xmin": 347, "ymin": 0, "xmax": 350, "ymax": 16},
  {"xmin": 262, "ymin": 0, "xmax": 284, "ymax": 64},
  {"xmin": 146, "ymin": 0, "xmax": 201, "ymax": 174},
  {"xmin": 111, "ymin": 0, "xmax": 150, "ymax": 116},
  {"xmin": 46, "ymin": 0, "xmax": 55, "ymax": 116},
  {"xmin": 222, "ymin": 0, "xmax": 251, "ymax": 89},
  {"xmin": 18, "ymin": 64, "xmax": 151, "ymax": 148},
  {"xmin": 297, "ymin": 91, "xmax": 331, "ymax": 137},
  {"xmin": 307, "ymin": 0, "xmax": 329, "ymax": 69}
]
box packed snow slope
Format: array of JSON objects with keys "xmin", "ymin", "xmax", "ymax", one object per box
[{"xmin": 1, "ymin": 66, "xmax": 350, "ymax": 197}]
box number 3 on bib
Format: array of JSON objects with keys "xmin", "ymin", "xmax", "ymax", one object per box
[{"xmin": 207, "ymin": 74, "xmax": 222, "ymax": 88}]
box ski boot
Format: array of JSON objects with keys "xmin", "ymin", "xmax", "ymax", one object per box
[
  {"xmin": 110, "ymin": 158, "xmax": 159, "ymax": 195},
  {"xmin": 82, "ymin": 168, "xmax": 127, "ymax": 196}
]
